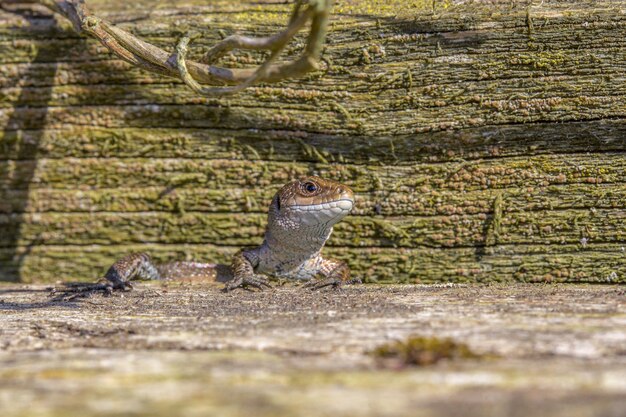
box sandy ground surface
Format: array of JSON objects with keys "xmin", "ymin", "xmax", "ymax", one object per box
[{"xmin": 0, "ymin": 282, "xmax": 625, "ymax": 417}]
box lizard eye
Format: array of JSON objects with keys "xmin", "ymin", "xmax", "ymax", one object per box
[{"xmin": 303, "ymin": 181, "xmax": 318, "ymax": 193}]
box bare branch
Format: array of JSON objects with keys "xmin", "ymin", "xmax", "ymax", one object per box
[
  {"xmin": 176, "ymin": 4, "xmax": 316, "ymax": 96},
  {"xmin": 8, "ymin": 0, "xmax": 332, "ymax": 96}
]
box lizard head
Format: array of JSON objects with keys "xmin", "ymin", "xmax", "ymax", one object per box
[{"xmin": 270, "ymin": 176, "xmax": 354, "ymax": 228}]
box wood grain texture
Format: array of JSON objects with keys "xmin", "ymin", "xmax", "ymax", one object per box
[{"xmin": 0, "ymin": 0, "xmax": 624, "ymax": 283}]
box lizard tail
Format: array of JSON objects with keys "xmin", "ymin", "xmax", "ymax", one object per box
[
  {"xmin": 156, "ymin": 261, "xmax": 233, "ymax": 282},
  {"xmin": 104, "ymin": 253, "xmax": 233, "ymax": 288}
]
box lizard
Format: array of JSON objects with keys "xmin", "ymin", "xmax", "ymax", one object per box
[{"xmin": 97, "ymin": 176, "xmax": 358, "ymax": 292}]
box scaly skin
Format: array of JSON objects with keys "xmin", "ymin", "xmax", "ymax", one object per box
[{"xmin": 102, "ymin": 176, "xmax": 357, "ymax": 292}]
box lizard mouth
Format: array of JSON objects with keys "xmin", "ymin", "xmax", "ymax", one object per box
[
  {"xmin": 289, "ymin": 198, "xmax": 354, "ymax": 213},
  {"xmin": 288, "ymin": 198, "xmax": 353, "ymax": 226}
]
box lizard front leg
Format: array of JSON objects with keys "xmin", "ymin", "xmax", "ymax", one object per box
[
  {"xmin": 224, "ymin": 249, "xmax": 272, "ymax": 292},
  {"xmin": 303, "ymin": 258, "xmax": 361, "ymax": 290}
]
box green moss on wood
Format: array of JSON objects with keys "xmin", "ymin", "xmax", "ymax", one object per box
[{"xmin": 372, "ymin": 336, "xmax": 483, "ymax": 367}]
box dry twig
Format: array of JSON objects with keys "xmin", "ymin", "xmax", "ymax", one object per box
[{"xmin": 4, "ymin": 0, "xmax": 332, "ymax": 95}]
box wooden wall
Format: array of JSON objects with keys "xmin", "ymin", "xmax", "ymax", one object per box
[{"xmin": 1, "ymin": 0, "xmax": 624, "ymax": 283}]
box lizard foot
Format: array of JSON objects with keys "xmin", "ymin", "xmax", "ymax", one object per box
[
  {"xmin": 49, "ymin": 280, "xmax": 133, "ymax": 302},
  {"xmin": 303, "ymin": 277, "xmax": 362, "ymax": 291},
  {"xmin": 224, "ymin": 274, "xmax": 272, "ymax": 292}
]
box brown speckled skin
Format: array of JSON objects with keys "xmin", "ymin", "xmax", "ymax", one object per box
[{"xmin": 103, "ymin": 177, "xmax": 357, "ymax": 291}]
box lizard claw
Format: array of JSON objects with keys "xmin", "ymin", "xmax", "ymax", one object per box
[
  {"xmin": 49, "ymin": 281, "xmax": 122, "ymax": 302},
  {"xmin": 303, "ymin": 277, "xmax": 362, "ymax": 291},
  {"xmin": 111, "ymin": 280, "xmax": 134, "ymax": 291},
  {"xmin": 224, "ymin": 274, "xmax": 272, "ymax": 292}
]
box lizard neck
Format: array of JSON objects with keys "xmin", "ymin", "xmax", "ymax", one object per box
[{"xmin": 263, "ymin": 221, "xmax": 333, "ymax": 258}]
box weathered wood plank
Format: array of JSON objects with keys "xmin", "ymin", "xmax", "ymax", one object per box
[
  {"xmin": 1, "ymin": 155, "xmax": 623, "ymax": 190},
  {"xmin": 1, "ymin": 1, "xmax": 626, "ymax": 136},
  {"xmin": 1, "ymin": 122, "xmax": 625, "ymax": 163},
  {"xmin": 1, "ymin": 207, "xmax": 624, "ymax": 248},
  {"xmin": 3, "ymin": 98, "xmax": 626, "ymax": 137},
  {"xmin": 1, "ymin": 183, "xmax": 624, "ymax": 215}
]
